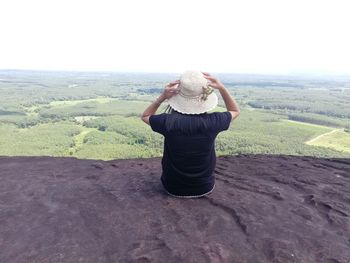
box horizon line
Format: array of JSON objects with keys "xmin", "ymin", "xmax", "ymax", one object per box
[{"xmin": 1, "ymin": 68, "xmax": 350, "ymax": 77}]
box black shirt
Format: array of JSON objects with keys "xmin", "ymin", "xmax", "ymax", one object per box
[{"xmin": 149, "ymin": 111, "xmax": 232, "ymax": 196}]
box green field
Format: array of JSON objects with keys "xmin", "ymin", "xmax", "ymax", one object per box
[
  {"xmin": 306, "ymin": 129, "xmax": 350, "ymax": 153},
  {"xmin": 0, "ymin": 70, "xmax": 349, "ymax": 160}
]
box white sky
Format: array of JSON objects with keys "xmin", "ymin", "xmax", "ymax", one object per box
[{"xmin": 0, "ymin": 0, "xmax": 349, "ymax": 74}]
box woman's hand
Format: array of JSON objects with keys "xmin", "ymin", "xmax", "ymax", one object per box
[
  {"xmin": 161, "ymin": 80, "xmax": 180, "ymax": 99},
  {"xmin": 202, "ymin": 72, "xmax": 225, "ymax": 90}
]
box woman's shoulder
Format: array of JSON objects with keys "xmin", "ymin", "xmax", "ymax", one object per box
[{"xmin": 205, "ymin": 111, "xmax": 231, "ymax": 120}]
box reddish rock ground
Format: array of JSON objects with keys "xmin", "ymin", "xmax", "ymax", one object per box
[{"xmin": 0, "ymin": 155, "xmax": 349, "ymax": 263}]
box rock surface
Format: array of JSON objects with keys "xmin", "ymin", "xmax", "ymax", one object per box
[{"xmin": 0, "ymin": 155, "xmax": 349, "ymax": 263}]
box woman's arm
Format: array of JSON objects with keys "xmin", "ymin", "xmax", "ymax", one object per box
[
  {"xmin": 203, "ymin": 72, "xmax": 240, "ymax": 120},
  {"xmin": 141, "ymin": 80, "xmax": 180, "ymax": 125},
  {"xmin": 141, "ymin": 94, "xmax": 166, "ymax": 125},
  {"xmin": 218, "ymin": 85, "xmax": 240, "ymax": 120}
]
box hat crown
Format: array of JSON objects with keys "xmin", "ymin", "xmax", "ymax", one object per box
[
  {"xmin": 179, "ymin": 70, "xmax": 208, "ymax": 97},
  {"xmin": 168, "ymin": 69, "xmax": 218, "ymax": 115}
]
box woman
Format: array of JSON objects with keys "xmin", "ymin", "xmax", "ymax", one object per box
[{"xmin": 141, "ymin": 70, "xmax": 240, "ymax": 198}]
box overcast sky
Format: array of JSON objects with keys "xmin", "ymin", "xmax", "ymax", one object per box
[{"xmin": 0, "ymin": 0, "xmax": 349, "ymax": 75}]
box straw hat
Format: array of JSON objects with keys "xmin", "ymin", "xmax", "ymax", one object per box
[{"xmin": 167, "ymin": 70, "xmax": 218, "ymax": 114}]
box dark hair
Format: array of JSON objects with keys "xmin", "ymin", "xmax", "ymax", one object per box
[{"xmin": 163, "ymin": 105, "xmax": 210, "ymax": 135}]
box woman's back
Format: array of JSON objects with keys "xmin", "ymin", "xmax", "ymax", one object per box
[{"xmin": 149, "ymin": 111, "xmax": 232, "ymax": 197}]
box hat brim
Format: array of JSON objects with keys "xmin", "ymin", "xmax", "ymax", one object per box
[{"xmin": 167, "ymin": 92, "xmax": 218, "ymax": 114}]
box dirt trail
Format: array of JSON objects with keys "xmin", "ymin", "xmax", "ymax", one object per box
[{"xmin": 306, "ymin": 128, "xmax": 342, "ymax": 144}]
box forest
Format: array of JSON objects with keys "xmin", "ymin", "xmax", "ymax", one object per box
[{"xmin": 0, "ymin": 70, "xmax": 349, "ymax": 160}]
